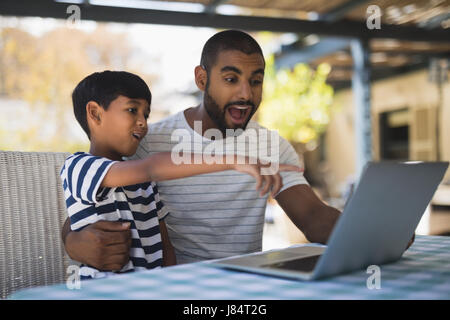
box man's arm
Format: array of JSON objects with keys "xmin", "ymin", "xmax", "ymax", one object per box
[
  {"xmin": 62, "ymin": 217, "xmax": 132, "ymax": 271},
  {"xmin": 63, "ymin": 215, "xmax": 177, "ymax": 270},
  {"xmin": 275, "ymin": 184, "xmax": 341, "ymax": 244},
  {"xmin": 159, "ymin": 220, "xmax": 177, "ymax": 266}
]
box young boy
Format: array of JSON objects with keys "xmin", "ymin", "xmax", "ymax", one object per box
[{"xmin": 61, "ymin": 70, "xmax": 301, "ymax": 279}]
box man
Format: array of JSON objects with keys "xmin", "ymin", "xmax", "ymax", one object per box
[{"xmin": 61, "ymin": 30, "xmax": 343, "ymax": 269}]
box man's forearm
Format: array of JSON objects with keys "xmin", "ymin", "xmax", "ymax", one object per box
[
  {"xmin": 61, "ymin": 217, "xmax": 71, "ymax": 245},
  {"xmin": 305, "ymin": 204, "xmax": 341, "ymax": 244},
  {"xmin": 276, "ymin": 184, "xmax": 341, "ymax": 245},
  {"xmin": 61, "ymin": 217, "xmax": 84, "ymax": 262},
  {"xmin": 159, "ymin": 220, "xmax": 177, "ymax": 266},
  {"xmin": 61, "ymin": 220, "xmax": 132, "ymax": 270}
]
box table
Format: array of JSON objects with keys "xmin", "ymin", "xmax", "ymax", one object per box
[{"xmin": 8, "ymin": 235, "xmax": 450, "ymax": 300}]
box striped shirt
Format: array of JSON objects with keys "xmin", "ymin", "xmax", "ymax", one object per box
[
  {"xmin": 132, "ymin": 110, "xmax": 308, "ymax": 264},
  {"xmin": 60, "ymin": 152, "xmax": 168, "ymax": 278}
]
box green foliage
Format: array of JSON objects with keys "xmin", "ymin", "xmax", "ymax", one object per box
[{"xmin": 258, "ymin": 55, "xmax": 334, "ymax": 144}]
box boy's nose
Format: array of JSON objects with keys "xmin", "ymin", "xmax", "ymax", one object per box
[{"xmin": 137, "ymin": 116, "xmax": 147, "ymax": 128}]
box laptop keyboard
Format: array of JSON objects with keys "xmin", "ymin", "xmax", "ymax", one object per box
[
  {"xmin": 262, "ymin": 254, "xmax": 322, "ymax": 273},
  {"xmin": 261, "ymin": 251, "xmax": 310, "ymax": 261}
]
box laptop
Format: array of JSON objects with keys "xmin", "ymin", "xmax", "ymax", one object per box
[{"xmin": 209, "ymin": 161, "xmax": 449, "ymax": 280}]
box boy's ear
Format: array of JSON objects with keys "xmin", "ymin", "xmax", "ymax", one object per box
[
  {"xmin": 86, "ymin": 101, "xmax": 102, "ymax": 124},
  {"xmin": 194, "ymin": 65, "xmax": 207, "ymax": 92}
]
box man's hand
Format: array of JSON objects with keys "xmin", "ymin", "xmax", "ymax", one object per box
[{"xmin": 63, "ymin": 219, "xmax": 132, "ymax": 271}]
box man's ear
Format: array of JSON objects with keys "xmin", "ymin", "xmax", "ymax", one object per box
[
  {"xmin": 86, "ymin": 101, "xmax": 103, "ymax": 125},
  {"xmin": 194, "ymin": 65, "xmax": 207, "ymax": 92}
]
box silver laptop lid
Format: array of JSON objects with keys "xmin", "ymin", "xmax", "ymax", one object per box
[{"xmin": 312, "ymin": 161, "xmax": 449, "ymax": 279}]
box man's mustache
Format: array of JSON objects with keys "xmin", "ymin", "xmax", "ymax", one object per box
[{"xmin": 224, "ymin": 100, "xmax": 255, "ymax": 110}]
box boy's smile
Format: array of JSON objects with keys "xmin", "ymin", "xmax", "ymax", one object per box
[{"xmin": 89, "ymin": 95, "xmax": 150, "ymax": 161}]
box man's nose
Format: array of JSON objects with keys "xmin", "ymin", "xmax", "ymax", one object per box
[{"xmin": 237, "ymin": 81, "xmax": 252, "ymax": 101}]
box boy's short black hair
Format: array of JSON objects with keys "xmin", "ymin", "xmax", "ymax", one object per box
[
  {"xmin": 200, "ymin": 30, "xmax": 264, "ymax": 73},
  {"xmin": 72, "ymin": 70, "xmax": 152, "ymax": 138}
]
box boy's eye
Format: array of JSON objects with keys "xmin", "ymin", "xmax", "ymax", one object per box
[
  {"xmin": 251, "ymin": 79, "xmax": 263, "ymax": 86},
  {"xmin": 224, "ymin": 77, "xmax": 237, "ymax": 83},
  {"xmin": 128, "ymin": 108, "xmax": 137, "ymax": 114}
]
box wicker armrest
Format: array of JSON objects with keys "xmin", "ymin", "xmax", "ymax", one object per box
[{"xmin": 0, "ymin": 151, "xmax": 72, "ymax": 298}]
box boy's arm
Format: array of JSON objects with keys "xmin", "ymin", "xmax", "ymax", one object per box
[
  {"xmin": 102, "ymin": 152, "xmax": 302, "ymax": 197},
  {"xmin": 101, "ymin": 152, "xmax": 233, "ymax": 187},
  {"xmin": 159, "ymin": 220, "xmax": 176, "ymax": 266}
]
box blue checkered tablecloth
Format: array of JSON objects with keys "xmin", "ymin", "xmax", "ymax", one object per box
[{"xmin": 8, "ymin": 235, "xmax": 450, "ymax": 300}]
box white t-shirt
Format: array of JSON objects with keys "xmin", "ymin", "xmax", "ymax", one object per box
[{"xmin": 132, "ymin": 110, "xmax": 308, "ymax": 264}]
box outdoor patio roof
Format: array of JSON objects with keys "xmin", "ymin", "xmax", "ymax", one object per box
[
  {"xmin": 0, "ymin": 0, "xmax": 448, "ymax": 41},
  {"xmin": 1, "ymin": 1, "xmax": 448, "ymax": 87}
]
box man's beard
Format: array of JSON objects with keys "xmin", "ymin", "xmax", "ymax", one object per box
[{"xmin": 203, "ymin": 85, "xmax": 256, "ymax": 137}]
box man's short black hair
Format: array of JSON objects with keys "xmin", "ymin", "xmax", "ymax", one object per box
[
  {"xmin": 72, "ymin": 70, "xmax": 151, "ymax": 138},
  {"xmin": 200, "ymin": 30, "xmax": 264, "ymax": 72}
]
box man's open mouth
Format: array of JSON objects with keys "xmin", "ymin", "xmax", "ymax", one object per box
[{"xmin": 227, "ymin": 105, "xmax": 251, "ymax": 124}]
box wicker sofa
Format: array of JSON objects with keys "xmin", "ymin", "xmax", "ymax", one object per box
[{"xmin": 0, "ymin": 151, "xmax": 72, "ymax": 299}]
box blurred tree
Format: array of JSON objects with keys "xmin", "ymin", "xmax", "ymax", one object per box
[
  {"xmin": 0, "ymin": 23, "xmax": 158, "ymax": 152},
  {"xmin": 258, "ymin": 55, "xmax": 334, "ymax": 148}
]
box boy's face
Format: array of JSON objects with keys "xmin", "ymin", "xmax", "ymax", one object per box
[
  {"xmin": 94, "ymin": 95, "xmax": 149, "ymax": 160},
  {"xmin": 203, "ymin": 50, "xmax": 265, "ymax": 134}
]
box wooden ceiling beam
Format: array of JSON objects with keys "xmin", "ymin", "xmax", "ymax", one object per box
[
  {"xmin": 0, "ymin": 0, "xmax": 448, "ymax": 43},
  {"xmin": 319, "ymin": 0, "xmax": 371, "ymax": 22}
]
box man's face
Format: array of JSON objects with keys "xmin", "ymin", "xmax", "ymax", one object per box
[{"xmin": 203, "ymin": 50, "xmax": 265, "ymax": 134}]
